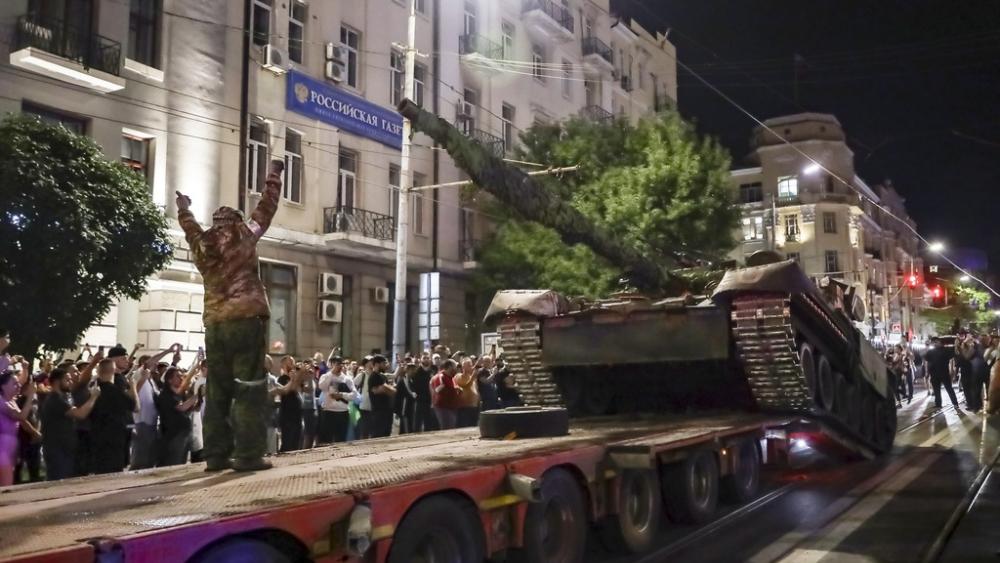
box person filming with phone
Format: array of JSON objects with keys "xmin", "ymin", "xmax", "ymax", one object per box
[{"xmin": 175, "ymin": 159, "xmax": 283, "ymax": 472}]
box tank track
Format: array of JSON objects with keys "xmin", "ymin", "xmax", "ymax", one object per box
[{"xmin": 497, "ymin": 319, "xmax": 564, "ymax": 407}]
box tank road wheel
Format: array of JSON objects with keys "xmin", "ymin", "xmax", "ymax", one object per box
[
  {"xmin": 661, "ymin": 450, "xmax": 719, "ymax": 525},
  {"xmin": 833, "ymin": 372, "xmax": 856, "ymax": 424},
  {"xmin": 512, "ymin": 468, "xmax": 587, "ymax": 563},
  {"xmin": 798, "ymin": 342, "xmax": 817, "ymax": 398},
  {"xmin": 388, "ymin": 495, "xmax": 485, "ymax": 563},
  {"xmin": 581, "ymin": 374, "xmax": 614, "ymax": 416},
  {"xmin": 599, "ymin": 469, "xmax": 662, "ymax": 554},
  {"xmin": 816, "ymin": 355, "xmax": 837, "ymax": 412},
  {"xmin": 860, "ymin": 392, "xmax": 877, "ymax": 444},
  {"xmin": 845, "ymin": 381, "xmax": 864, "ymax": 431},
  {"xmin": 721, "ymin": 439, "xmax": 761, "ymax": 504}
]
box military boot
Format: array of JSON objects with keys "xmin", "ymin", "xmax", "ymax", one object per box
[{"xmin": 232, "ymin": 458, "xmax": 273, "ymax": 472}]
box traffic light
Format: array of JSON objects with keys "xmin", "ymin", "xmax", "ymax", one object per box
[
  {"xmin": 932, "ymin": 286, "xmax": 942, "ymax": 299},
  {"xmin": 906, "ymin": 274, "xmax": 919, "ymax": 288}
]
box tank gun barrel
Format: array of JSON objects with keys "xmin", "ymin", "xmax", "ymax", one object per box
[{"xmin": 397, "ymin": 99, "xmax": 680, "ymax": 292}]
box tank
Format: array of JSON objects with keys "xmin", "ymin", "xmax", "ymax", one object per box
[{"xmin": 396, "ymin": 100, "xmax": 896, "ymax": 455}]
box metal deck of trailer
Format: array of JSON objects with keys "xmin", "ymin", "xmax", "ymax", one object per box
[{"xmin": 0, "ymin": 413, "xmax": 787, "ymax": 562}]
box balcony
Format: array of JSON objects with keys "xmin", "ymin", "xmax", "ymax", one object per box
[
  {"xmin": 522, "ymin": 0, "xmax": 574, "ymax": 43},
  {"xmin": 581, "ymin": 37, "xmax": 614, "ymax": 74},
  {"xmin": 619, "ymin": 74, "xmax": 633, "ymax": 92},
  {"xmin": 578, "ymin": 105, "xmax": 615, "ymax": 123},
  {"xmin": 459, "ymin": 33, "xmax": 506, "ymax": 72},
  {"xmin": 323, "ymin": 207, "xmax": 396, "ymax": 252},
  {"xmin": 460, "ymin": 238, "xmax": 481, "ymax": 269},
  {"xmin": 458, "ymin": 125, "xmax": 506, "ymax": 158},
  {"xmin": 10, "ymin": 14, "xmax": 125, "ymax": 93}
]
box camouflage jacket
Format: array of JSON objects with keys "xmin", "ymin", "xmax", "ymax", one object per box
[{"xmin": 179, "ymin": 182, "xmax": 280, "ymax": 326}]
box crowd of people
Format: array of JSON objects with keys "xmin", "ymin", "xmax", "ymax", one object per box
[{"xmin": 0, "ymin": 328, "xmax": 519, "ymax": 484}]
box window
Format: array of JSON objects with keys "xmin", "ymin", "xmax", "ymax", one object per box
[
  {"xmin": 463, "ymin": 1, "xmax": 477, "ymax": 35},
  {"xmin": 777, "ymin": 175, "xmax": 798, "ymax": 198},
  {"xmin": 825, "ymin": 250, "xmax": 840, "ymax": 273},
  {"xmin": 584, "ymin": 16, "xmax": 593, "ymax": 37},
  {"xmin": 416, "ymin": 0, "xmax": 427, "ymax": 14},
  {"xmin": 637, "ymin": 62, "xmax": 644, "ymax": 89},
  {"xmin": 585, "ymin": 80, "xmax": 597, "ymax": 106},
  {"xmin": 414, "ymin": 63, "xmax": 426, "ymax": 107},
  {"xmin": 340, "ymin": 25, "xmax": 360, "ymax": 88},
  {"xmin": 288, "ymin": 1, "xmax": 306, "ymax": 64},
  {"xmin": 388, "ymin": 164, "xmax": 400, "ymax": 227},
  {"xmin": 562, "ymin": 59, "xmax": 572, "ymax": 98},
  {"xmin": 23, "ymin": 103, "xmax": 87, "ymax": 135},
  {"xmin": 251, "ymin": 0, "xmax": 271, "ymax": 46},
  {"xmin": 501, "ymin": 21, "xmax": 515, "ymax": 60},
  {"xmin": 260, "ymin": 262, "xmax": 297, "ymax": 355},
  {"xmin": 785, "ymin": 214, "xmax": 799, "ymax": 241},
  {"xmin": 823, "ymin": 211, "xmax": 837, "ymax": 233},
  {"xmin": 390, "ymin": 50, "xmax": 404, "ymax": 106},
  {"xmin": 787, "ymin": 252, "xmax": 800, "ymax": 262},
  {"xmin": 739, "ymin": 182, "xmax": 763, "ymax": 204},
  {"xmin": 501, "ymin": 103, "xmax": 515, "ymax": 153},
  {"xmin": 531, "ymin": 45, "xmax": 544, "ymax": 81},
  {"xmin": 121, "ymin": 133, "xmax": 151, "ymax": 185},
  {"xmin": 825, "ymin": 175, "xmax": 835, "ymax": 193},
  {"xmin": 283, "ymin": 129, "xmax": 302, "ymax": 203},
  {"xmin": 741, "ymin": 216, "xmax": 764, "ymax": 241},
  {"xmin": 413, "ymin": 172, "xmax": 426, "ymax": 235},
  {"xmin": 459, "ymin": 88, "xmax": 477, "ymax": 134},
  {"xmin": 247, "ymin": 119, "xmax": 268, "ymax": 193},
  {"xmin": 338, "ymin": 149, "xmax": 357, "ymax": 212},
  {"xmin": 128, "ymin": 0, "xmax": 160, "ymax": 68}
]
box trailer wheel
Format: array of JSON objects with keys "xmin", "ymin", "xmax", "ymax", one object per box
[
  {"xmin": 799, "ymin": 342, "xmax": 817, "ymax": 398},
  {"xmin": 479, "ymin": 407, "xmax": 570, "ymax": 439},
  {"xmin": 816, "ymin": 355, "xmax": 836, "ymax": 412},
  {"xmin": 661, "ymin": 450, "xmax": 719, "ymax": 525},
  {"xmin": 721, "ymin": 439, "xmax": 761, "ymax": 504},
  {"xmin": 598, "ymin": 469, "xmax": 662, "ymax": 554},
  {"xmin": 388, "ymin": 495, "xmax": 484, "ymax": 563},
  {"xmin": 513, "ymin": 468, "xmax": 587, "ymax": 563},
  {"xmin": 191, "ymin": 538, "xmax": 293, "ymax": 563}
]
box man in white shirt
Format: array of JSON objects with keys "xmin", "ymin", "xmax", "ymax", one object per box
[{"xmin": 318, "ymin": 356, "xmax": 358, "ymax": 443}]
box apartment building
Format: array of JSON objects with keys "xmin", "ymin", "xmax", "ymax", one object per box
[
  {"xmin": 1, "ymin": 0, "xmax": 675, "ymax": 358},
  {"xmin": 728, "ymin": 113, "xmax": 924, "ymax": 343}
]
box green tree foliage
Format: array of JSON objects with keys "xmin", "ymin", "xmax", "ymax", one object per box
[
  {"xmin": 473, "ymin": 110, "xmax": 736, "ymax": 298},
  {"xmin": 0, "ymin": 115, "xmax": 172, "ymax": 361},
  {"xmin": 922, "ymin": 284, "xmax": 994, "ymax": 334}
]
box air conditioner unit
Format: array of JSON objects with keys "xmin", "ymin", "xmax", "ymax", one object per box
[
  {"xmin": 318, "ymin": 272, "xmax": 344, "ymax": 296},
  {"xmin": 457, "ymin": 101, "xmax": 475, "ymax": 122},
  {"xmin": 263, "ymin": 44, "xmax": 290, "ymax": 73},
  {"xmin": 371, "ymin": 286, "xmax": 390, "ymax": 304},
  {"xmin": 325, "ymin": 42, "xmax": 349, "ymax": 65},
  {"xmin": 325, "ymin": 60, "xmax": 346, "ymax": 82},
  {"xmin": 319, "ymin": 300, "xmax": 343, "ymax": 323}
]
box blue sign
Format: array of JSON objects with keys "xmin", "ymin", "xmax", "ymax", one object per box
[{"xmin": 286, "ymin": 70, "xmax": 403, "ymax": 149}]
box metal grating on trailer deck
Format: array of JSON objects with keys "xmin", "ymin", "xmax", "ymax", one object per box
[{"xmin": 0, "ymin": 414, "xmax": 775, "ymax": 560}]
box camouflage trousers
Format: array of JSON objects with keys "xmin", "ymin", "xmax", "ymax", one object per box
[{"xmin": 203, "ymin": 317, "xmax": 268, "ymax": 462}]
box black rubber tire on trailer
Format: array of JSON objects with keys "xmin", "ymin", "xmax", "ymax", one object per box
[
  {"xmin": 191, "ymin": 538, "xmax": 293, "ymax": 563},
  {"xmin": 388, "ymin": 495, "xmax": 485, "ymax": 563},
  {"xmin": 816, "ymin": 355, "xmax": 837, "ymax": 412},
  {"xmin": 661, "ymin": 450, "xmax": 719, "ymax": 525},
  {"xmin": 511, "ymin": 468, "xmax": 588, "ymax": 563},
  {"xmin": 799, "ymin": 342, "xmax": 817, "ymax": 398},
  {"xmin": 581, "ymin": 374, "xmax": 615, "ymax": 416},
  {"xmin": 721, "ymin": 439, "xmax": 761, "ymax": 504},
  {"xmin": 598, "ymin": 469, "xmax": 662, "ymax": 554},
  {"xmin": 479, "ymin": 407, "xmax": 570, "ymax": 439}
]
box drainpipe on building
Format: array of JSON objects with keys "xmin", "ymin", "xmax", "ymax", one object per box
[
  {"xmin": 431, "ymin": 0, "xmax": 441, "ymax": 271},
  {"xmin": 236, "ymin": 0, "xmax": 251, "ymax": 214}
]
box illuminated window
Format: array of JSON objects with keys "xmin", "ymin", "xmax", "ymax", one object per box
[
  {"xmin": 823, "ymin": 212, "xmax": 837, "ymax": 233},
  {"xmin": 777, "ymin": 175, "xmax": 798, "ymax": 198},
  {"xmin": 784, "ymin": 214, "xmax": 799, "ymax": 241},
  {"xmin": 825, "ymin": 250, "xmax": 840, "ymax": 273},
  {"xmin": 741, "ymin": 216, "xmax": 763, "ymax": 241}
]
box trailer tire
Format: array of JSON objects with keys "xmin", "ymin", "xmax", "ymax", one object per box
[
  {"xmin": 388, "ymin": 495, "xmax": 484, "ymax": 563},
  {"xmin": 816, "ymin": 355, "xmax": 836, "ymax": 411},
  {"xmin": 191, "ymin": 538, "xmax": 293, "ymax": 563},
  {"xmin": 721, "ymin": 439, "xmax": 761, "ymax": 504},
  {"xmin": 512, "ymin": 468, "xmax": 587, "ymax": 563},
  {"xmin": 662, "ymin": 450, "xmax": 719, "ymax": 525},
  {"xmin": 479, "ymin": 407, "xmax": 569, "ymax": 439},
  {"xmin": 598, "ymin": 469, "xmax": 662, "ymax": 554}
]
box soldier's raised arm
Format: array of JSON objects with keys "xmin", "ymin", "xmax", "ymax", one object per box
[
  {"xmin": 175, "ymin": 191, "xmax": 202, "ymax": 245},
  {"xmin": 248, "ymin": 160, "xmax": 284, "ymax": 241}
]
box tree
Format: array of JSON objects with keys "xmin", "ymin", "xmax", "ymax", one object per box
[
  {"xmin": 473, "ymin": 109, "xmax": 736, "ymax": 299},
  {"xmin": 921, "ymin": 283, "xmax": 994, "ymax": 334},
  {"xmin": 0, "ymin": 115, "xmax": 172, "ymax": 363}
]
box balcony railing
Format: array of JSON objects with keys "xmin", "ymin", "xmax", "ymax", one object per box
[
  {"xmin": 458, "ymin": 125, "xmax": 505, "ymax": 158},
  {"xmin": 15, "ymin": 14, "xmax": 122, "ymax": 76},
  {"xmin": 578, "ymin": 105, "xmax": 614, "ymax": 123},
  {"xmin": 323, "ymin": 207, "xmax": 396, "ymax": 242},
  {"xmin": 460, "ymin": 238, "xmax": 480, "ymax": 262},
  {"xmin": 522, "ymin": 0, "xmax": 574, "ymax": 33},
  {"xmin": 619, "ymin": 74, "xmax": 633, "ymax": 92},
  {"xmin": 581, "ymin": 36, "xmax": 613, "ymax": 65},
  {"xmin": 459, "ymin": 33, "xmax": 504, "ymax": 60}
]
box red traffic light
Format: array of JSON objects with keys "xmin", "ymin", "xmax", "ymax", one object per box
[
  {"xmin": 932, "ymin": 286, "xmax": 942, "ymax": 299},
  {"xmin": 906, "ymin": 274, "xmax": 919, "ymax": 288}
]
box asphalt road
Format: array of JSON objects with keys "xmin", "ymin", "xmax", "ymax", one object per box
[{"xmin": 589, "ymin": 382, "xmax": 1000, "ymax": 563}]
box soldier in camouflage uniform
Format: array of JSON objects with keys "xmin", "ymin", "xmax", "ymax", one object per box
[{"xmin": 176, "ymin": 161, "xmax": 282, "ymax": 472}]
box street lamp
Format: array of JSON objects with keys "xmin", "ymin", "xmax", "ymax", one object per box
[
  {"xmin": 928, "ymin": 241, "xmax": 945, "ymax": 253},
  {"xmin": 960, "ymin": 275, "xmax": 971, "ymax": 283},
  {"xmin": 803, "ymin": 162, "xmax": 822, "ymax": 175}
]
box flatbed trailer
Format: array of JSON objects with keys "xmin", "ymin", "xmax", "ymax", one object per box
[{"xmin": 0, "ymin": 413, "xmax": 798, "ymax": 563}]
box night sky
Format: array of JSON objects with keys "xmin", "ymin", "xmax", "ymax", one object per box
[{"xmin": 618, "ymin": 0, "xmax": 1000, "ymax": 268}]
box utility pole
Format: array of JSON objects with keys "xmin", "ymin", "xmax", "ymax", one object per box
[{"xmin": 391, "ymin": 0, "xmax": 417, "ymax": 366}]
